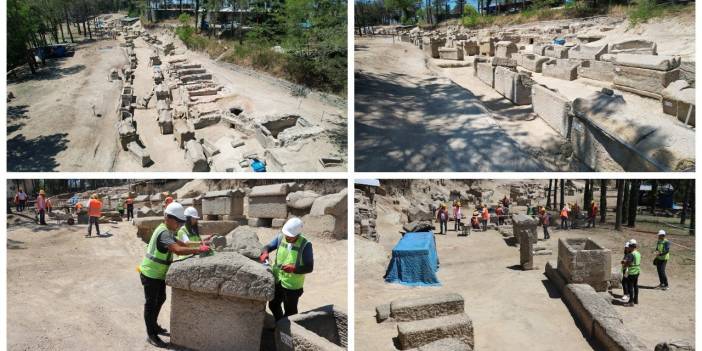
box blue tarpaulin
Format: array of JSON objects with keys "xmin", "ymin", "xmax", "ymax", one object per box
[{"xmin": 384, "ymin": 232, "xmax": 440, "ymax": 286}]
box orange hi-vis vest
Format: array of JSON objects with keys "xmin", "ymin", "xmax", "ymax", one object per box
[
  {"xmin": 126, "ymin": 198, "xmax": 133, "ymax": 205},
  {"xmin": 165, "ymin": 196, "xmax": 174, "ymax": 206},
  {"xmin": 88, "ymin": 199, "xmax": 102, "ymax": 218},
  {"xmin": 482, "ymin": 208, "xmax": 489, "ymax": 220},
  {"xmin": 560, "ymin": 208, "xmax": 569, "ymax": 218}
]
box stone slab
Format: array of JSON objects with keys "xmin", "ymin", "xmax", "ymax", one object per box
[
  {"xmin": 531, "ymin": 84, "xmax": 572, "ymax": 137},
  {"xmin": 390, "ymin": 293, "xmax": 464, "ymax": 322},
  {"xmin": 397, "ymin": 313, "xmax": 474, "ymax": 350}
]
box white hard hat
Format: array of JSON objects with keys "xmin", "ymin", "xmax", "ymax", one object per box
[
  {"xmin": 282, "ymin": 217, "xmax": 303, "ymax": 237},
  {"xmin": 164, "ymin": 202, "xmax": 186, "ymax": 221},
  {"xmin": 625, "ymin": 242, "xmax": 630, "ymax": 248},
  {"xmin": 657, "ymin": 230, "xmax": 666, "ymax": 236},
  {"xmin": 628, "ymin": 239, "xmax": 637, "ymax": 246},
  {"xmin": 184, "ymin": 206, "xmax": 200, "ymax": 219}
]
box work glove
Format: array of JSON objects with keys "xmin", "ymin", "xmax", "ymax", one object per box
[
  {"xmin": 259, "ymin": 251, "xmax": 269, "ymax": 263},
  {"xmin": 282, "ymin": 264, "xmax": 295, "ymax": 273},
  {"xmin": 198, "ymin": 245, "xmax": 210, "ymax": 253}
]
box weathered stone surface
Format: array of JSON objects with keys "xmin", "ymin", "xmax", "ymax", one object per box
[
  {"xmin": 390, "ymin": 293, "xmax": 464, "ymax": 322},
  {"xmin": 592, "ymin": 315, "xmax": 648, "ymax": 351},
  {"xmin": 410, "ymin": 338, "xmax": 473, "ymax": 351},
  {"xmin": 185, "ymin": 140, "xmax": 210, "ymax": 172},
  {"xmin": 439, "ymin": 47, "xmax": 464, "ymax": 61},
  {"xmin": 407, "ymin": 205, "xmax": 433, "ymax": 222},
  {"xmin": 495, "ymin": 41, "xmax": 518, "ymax": 58},
  {"xmin": 461, "ymin": 40, "xmax": 479, "ymax": 56},
  {"xmin": 562, "ymin": 283, "xmax": 622, "ymax": 337},
  {"xmin": 287, "ymin": 190, "xmax": 321, "ymax": 210},
  {"xmin": 544, "ymin": 45, "xmax": 570, "ymax": 59},
  {"xmin": 557, "ymin": 238, "xmax": 612, "ymax": 292},
  {"xmin": 655, "ymin": 340, "xmax": 695, "ymax": 351},
  {"xmin": 310, "ymin": 189, "xmax": 347, "ymax": 217},
  {"xmin": 542, "ymin": 58, "xmax": 580, "ymax": 81},
  {"xmin": 517, "ymin": 53, "xmax": 550, "ymax": 73},
  {"xmin": 251, "ymin": 183, "xmax": 290, "ymax": 197},
  {"xmin": 614, "ymin": 65, "xmax": 680, "ymax": 97},
  {"xmin": 478, "ymin": 38, "xmax": 495, "ymax": 56},
  {"xmin": 275, "ymin": 305, "xmax": 347, "ymax": 351},
  {"xmin": 133, "ymin": 216, "xmax": 163, "ymax": 242},
  {"xmin": 222, "ymin": 226, "xmax": 262, "ymax": 260},
  {"xmin": 661, "ymin": 80, "xmax": 695, "ymax": 126},
  {"xmin": 476, "ymin": 62, "xmax": 495, "ymax": 87},
  {"xmin": 493, "ymin": 67, "xmax": 533, "ymax": 105},
  {"xmin": 578, "ymin": 60, "xmax": 614, "ymax": 82},
  {"xmin": 202, "ymin": 189, "xmax": 245, "ymax": 218},
  {"xmin": 531, "ymin": 84, "xmax": 572, "ymax": 137},
  {"xmin": 376, "ymin": 303, "xmax": 391, "ymax": 323},
  {"xmin": 158, "ymin": 109, "xmax": 173, "ymax": 134},
  {"xmin": 568, "ymin": 43, "xmax": 608, "ymax": 60},
  {"xmin": 166, "ymin": 252, "xmax": 274, "ymax": 300},
  {"xmin": 173, "ymin": 119, "xmax": 195, "ymax": 149},
  {"xmin": 249, "ymin": 186, "xmax": 288, "ymax": 219},
  {"xmin": 118, "ymin": 120, "xmax": 138, "ymax": 151},
  {"xmin": 397, "ymin": 313, "xmax": 474, "ymax": 350},
  {"xmin": 272, "ymin": 218, "xmax": 286, "ymax": 228},
  {"xmin": 423, "ymin": 37, "xmax": 446, "ymax": 58},
  {"xmin": 611, "ymin": 54, "xmax": 681, "ymax": 71},
  {"xmin": 403, "ymin": 221, "xmax": 434, "ymax": 233},
  {"xmin": 199, "ymin": 220, "xmax": 239, "ymax": 237},
  {"xmin": 609, "ymin": 269, "xmax": 623, "ymax": 289},
  {"xmin": 514, "ymin": 214, "xmax": 538, "ymax": 270},
  {"xmin": 609, "ymin": 39, "xmax": 657, "ymax": 55},
  {"xmin": 545, "ymin": 260, "xmax": 566, "ymax": 293}
]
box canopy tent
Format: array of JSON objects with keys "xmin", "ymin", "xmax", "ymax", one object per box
[{"xmin": 384, "ymin": 232, "xmax": 440, "ymax": 286}]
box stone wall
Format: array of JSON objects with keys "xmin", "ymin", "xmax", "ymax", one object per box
[{"xmin": 557, "ymin": 238, "xmax": 611, "ymax": 292}]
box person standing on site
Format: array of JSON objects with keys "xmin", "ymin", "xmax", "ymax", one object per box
[
  {"xmin": 35, "ymin": 190, "xmax": 48, "ymax": 225},
  {"xmin": 17, "ymin": 189, "xmax": 27, "ymax": 212},
  {"xmin": 502, "ymin": 196, "xmax": 510, "ymax": 215},
  {"xmin": 139, "ymin": 202, "xmax": 210, "ymax": 348},
  {"xmin": 46, "ymin": 197, "xmax": 53, "ymax": 214},
  {"xmin": 540, "ymin": 207, "xmax": 551, "ymax": 240},
  {"xmin": 625, "ymin": 239, "xmax": 641, "ymax": 306},
  {"xmin": 481, "ymin": 204, "xmax": 490, "ymax": 231},
  {"xmin": 175, "ymin": 207, "xmax": 214, "ymax": 260},
  {"xmin": 164, "ymin": 194, "xmax": 174, "ymax": 209},
  {"xmin": 86, "ymin": 194, "xmax": 103, "ymax": 237},
  {"xmin": 495, "ymin": 204, "xmax": 505, "ymax": 226},
  {"xmin": 126, "ymin": 195, "xmax": 135, "ymax": 221},
  {"xmin": 621, "ymin": 242, "xmax": 632, "ymax": 303},
  {"xmin": 437, "ymin": 205, "xmax": 449, "ymax": 235},
  {"xmin": 586, "ymin": 200, "xmax": 598, "ymax": 228},
  {"xmin": 570, "ymin": 202, "xmax": 579, "ymax": 229},
  {"xmin": 653, "ymin": 230, "xmax": 670, "ymax": 290},
  {"xmin": 452, "ymin": 201, "xmax": 462, "ymax": 232},
  {"xmin": 259, "ymin": 218, "xmax": 314, "ymax": 321},
  {"xmin": 560, "ymin": 204, "xmax": 570, "ymax": 230},
  {"xmin": 117, "ymin": 199, "xmax": 125, "ymax": 219}
]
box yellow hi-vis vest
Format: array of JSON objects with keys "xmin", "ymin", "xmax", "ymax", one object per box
[
  {"xmin": 139, "ymin": 223, "xmax": 173, "ymax": 280},
  {"xmin": 272, "ymin": 234, "xmax": 309, "ymax": 290},
  {"xmin": 628, "ymin": 251, "xmax": 641, "ymax": 275},
  {"xmin": 656, "ymin": 239, "xmax": 670, "ymax": 261},
  {"xmin": 174, "ymin": 225, "xmax": 202, "ymax": 260}
]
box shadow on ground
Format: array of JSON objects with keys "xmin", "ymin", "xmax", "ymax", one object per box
[{"xmin": 7, "ymin": 133, "xmax": 69, "ymax": 171}]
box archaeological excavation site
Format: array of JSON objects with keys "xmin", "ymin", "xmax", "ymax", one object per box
[
  {"xmin": 355, "ymin": 7, "xmax": 695, "ymax": 172},
  {"xmin": 7, "ymin": 179, "xmax": 348, "ymax": 350},
  {"xmin": 8, "ymin": 11, "xmax": 346, "ymax": 172},
  {"xmin": 354, "ymin": 179, "xmax": 695, "ymax": 350}
]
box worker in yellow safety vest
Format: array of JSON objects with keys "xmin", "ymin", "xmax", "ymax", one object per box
[
  {"xmin": 653, "ymin": 230, "xmax": 670, "ymax": 290},
  {"xmin": 259, "ymin": 217, "xmax": 314, "ymax": 321},
  {"xmin": 174, "ymin": 207, "xmax": 214, "ymax": 260},
  {"xmin": 624, "ymin": 239, "xmax": 641, "ymax": 307},
  {"xmin": 138, "ymin": 202, "xmax": 210, "ymax": 348}
]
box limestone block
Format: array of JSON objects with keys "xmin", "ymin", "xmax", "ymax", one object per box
[
  {"xmin": 462, "ymin": 40, "xmax": 479, "ymax": 56},
  {"xmin": 532, "ymin": 43, "xmax": 551, "ymax": 56},
  {"xmin": 173, "ymin": 119, "xmax": 195, "ymax": 149},
  {"xmin": 166, "ymin": 253, "xmax": 275, "ymax": 351},
  {"xmin": 592, "ymin": 312, "xmax": 648, "ymax": 351},
  {"xmin": 248, "ymin": 218, "xmax": 267, "ymax": 227},
  {"xmin": 301, "ymin": 214, "xmax": 345, "ymax": 240},
  {"xmin": 557, "ymin": 238, "xmax": 612, "ymax": 292},
  {"xmin": 287, "ymin": 191, "xmax": 321, "ymax": 210},
  {"xmin": 478, "ymin": 38, "xmax": 495, "ymax": 56},
  {"xmin": 397, "ymin": 313, "xmax": 474, "ymax": 350},
  {"xmin": 272, "ymin": 218, "xmax": 286, "ymax": 228},
  {"xmin": 390, "ymin": 294, "xmax": 464, "ymax": 322},
  {"xmin": 180, "ymin": 197, "xmax": 202, "ymax": 217},
  {"xmin": 609, "ymin": 39, "xmax": 657, "ymax": 55},
  {"xmin": 127, "ymin": 141, "xmax": 152, "ymax": 167},
  {"xmin": 514, "ymin": 214, "xmax": 538, "ymax": 270},
  {"xmin": 409, "ymin": 338, "xmax": 473, "ymax": 351},
  {"xmin": 118, "ymin": 120, "xmax": 138, "ymax": 151},
  {"xmin": 275, "ymin": 305, "xmax": 347, "ymax": 351},
  {"xmin": 542, "ymin": 58, "xmax": 580, "ymax": 81},
  {"xmin": 495, "ymin": 41, "xmax": 518, "ymax": 58},
  {"xmin": 611, "ymin": 54, "xmax": 681, "ymax": 71},
  {"xmin": 439, "ymin": 47, "xmax": 464, "ymax": 61},
  {"xmin": 185, "ymin": 140, "xmax": 210, "ymax": 172},
  {"xmin": 158, "ymin": 109, "xmax": 173, "ymax": 135},
  {"xmin": 661, "ymin": 80, "xmax": 695, "ymax": 126},
  {"xmin": 197, "ymin": 220, "xmax": 239, "ymax": 237},
  {"xmin": 568, "ymin": 44, "xmax": 608, "ymax": 60},
  {"xmin": 251, "ymin": 183, "xmax": 290, "ymax": 197},
  {"xmin": 544, "ymin": 45, "xmax": 570, "ymax": 59},
  {"xmin": 655, "ymin": 341, "xmax": 695, "ymax": 351},
  {"xmin": 613, "ymin": 66, "xmax": 680, "ymax": 98},
  {"xmin": 578, "ymin": 60, "xmax": 614, "ymax": 82},
  {"xmin": 202, "ymin": 189, "xmax": 245, "ymax": 218},
  {"xmin": 531, "ymin": 84, "xmax": 572, "ymax": 137},
  {"xmin": 490, "ymin": 57, "xmax": 517, "ymax": 68},
  {"xmin": 476, "ymin": 62, "xmax": 495, "ymax": 87},
  {"xmin": 517, "ymin": 53, "xmax": 550, "ymax": 73},
  {"xmin": 133, "ymin": 216, "xmax": 163, "ymax": 242},
  {"xmin": 493, "ymin": 67, "xmax": 533, "ymax": 105},
  {"xmin": 562, "ymin": 284, "xmax": 622, "ymax": 337},
  {"xmin": 193, "ymin": 114, "xmax": 221, "ymax": 129},
  {"xmin": 249, "ymin": 196, "xmax": 288, "ymax": 219},
  {"xmin": 545, "ymin": 261, "xmax": 566, "ymax": 293},
  {"xmin": 422, "ymin": 37, "xmax": 445, "ymax": 58},
  {"xmin": 222, "ymin": 226, "xmax": 262, "ymax": 259},
  {"xmin": 310, "ymin": 189, "xmax": 347, "ymax": 217}
]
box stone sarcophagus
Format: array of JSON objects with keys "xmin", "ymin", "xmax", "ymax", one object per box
[
  {"xmin": 201, "ymin": 189, "xmax": 245, "ymax": 219},
  {"xmin": 248, "ymin": 183, "xmax": 290, "ymax": 220},
  {"xmin": 275, "ymin": 305, "xmax": 348, "ymax": 351},
  {"xmin": 557, "ymin": 238, "xmax": 611, "ymax": 292}
]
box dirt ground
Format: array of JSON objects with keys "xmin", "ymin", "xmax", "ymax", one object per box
[
  {"xmin": 355, "ymin": 36, "xmax": 579, "ymax": 172},
  {"xmin": 7, "ymin": 16, "xmax": 346, "ymax": 172},
  {"xmin": 355, "ymin": 193, "xmax": 695, "ymax": 350},
  {"xmin": 7, "ymin": 215, "xmax": 347, "ymax": 351}
]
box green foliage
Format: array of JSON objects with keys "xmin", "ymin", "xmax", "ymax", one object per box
[
  {"xmin": 178, "ymin": 13, "xmax": 192, "ymax": 26},
  {"xmin": 626, "ymin": 0, "xmax": 690, "ymax": 26},
  {"xmin": 460, "ymin": 6, "xmax": 494, "ymax": 28}
]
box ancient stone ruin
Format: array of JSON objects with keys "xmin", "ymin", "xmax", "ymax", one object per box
[
  {"xmin": 513, "ymin": 214, "xmax": 538, "ymax": 270},
  {"xmin": 275, "ymin": 305, "xmax": 348, "ymax": 351},
  {"xmin": 165, "ymin": 252, "xmax": 275, "ymax": 351},
  {"xmin": 557, "ymin": 238, "xmax": 612, "ymax": 292}
]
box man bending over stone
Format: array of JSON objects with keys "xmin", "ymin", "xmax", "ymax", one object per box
[{"xmin": 259, "ymin": 217, "xmax": 314, "ymax": 321}]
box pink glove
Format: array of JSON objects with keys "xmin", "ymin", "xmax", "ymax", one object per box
[{"xmin": 198, "ymin": 245, "xmax": 210, "ymax": 253}]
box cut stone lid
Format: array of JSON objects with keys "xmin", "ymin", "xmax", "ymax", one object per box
[
  {"xmin": 611, "ymin": 54, "xmax": 681, "ymax": 71},
  {"xmin": 134, "ymin": 195, "xmax": 150, "ymax": 202},
  {"xmin": 166, "ymin": 252, "xmax": 274, "ymax": 301},
  {"xmin": 202, "ymin": 189, "xmax": 245, "ymax": 199},
  {"xmin": 150, "ymin": 193, "xmax": 164, "ymax": 201},
  {"xmin": 512, "ymin": 214, "xmax": 539, "ymax": 225},
  {"xmin": 250, "ymin": 183, "xmax": 290, "ymax": 197}
]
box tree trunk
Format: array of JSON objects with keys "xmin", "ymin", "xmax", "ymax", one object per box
[
  {"xmin": 559, "ymin": 179, "xmax": 565, "ymax": 210},
  {"xmin": 627, "ymin": 180, "xmax": 639, "ymax": 227},
  {"xmin": 553, "ymin": 179, "xmax": 558, "ymax": 209},
  {"xmin": 689, "ymin": 185, "xmax": 695, "ymax": 236},
  {"xmin": 64, "ymin": 6, "xmax": 74, "ymax": 43},
  {"xmin": 650, "ymin": 180, "xmax": 658, "ymax": 215},
  {"xmin": 58, "ymin": 20, "xmax": 65, "ymax": 43},
  {"xmin": 584, "ymin": 180, "xmax": 591, "ymax": 211},
  {"xmin": 599, "ymin": 180, "xmax": 607, "ymax": 224},
  {"xmin": 681, "ymin": 180, "xmax": 690, "ymax": 224},
  {"xmin": 546, "ymin": 180, "xmax": 552, "ymax": 209},
  {"xmin": 194, "ymin": 0, "xmax": 200, "ymax": 31},
  {"xmin": 622, "ymin": 180, "xmax": 630, "ymax": 224},
  {"xmin": 615, "ymin": 180, "xmax": 624, "ymax": 231}
]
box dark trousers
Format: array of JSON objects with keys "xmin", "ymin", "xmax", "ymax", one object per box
[
  {"xmin": 88, "ymin": 216, "xmax": 100, "ymax": 235},
  {"xmin": 454, "ymin": 218, "xmax": 461, "ymax": 231},
  {"xmin": 38, "ymin": 209, "xmax": 46, "ymax": 225},
  {"xmin": 626, "ymin": 274, "xmax": 639, "ymax": 304},
  {"xmin": 127, "ymin": 205, "xmax": 134, "ymax": 220},
  {"xmin": 656, "ymin": 259, "xmax": 668, "ymax": 287},
  {"xmin": 140, "ymin": 273, "xmax": 167, "ymax": 336},
  {"xmin": 586, "ymin": 216, "xmax": 596, "ymax": 228},
  {"xmin": 481, "ymin": 219, "xmax": 487, "ymax": 231},
  {"xmin": 269, "ymin": 283, "xmax": 303, "ymax": 321},
  {"xmin": 560, "ymin": 217, "xmax": 568, "ymax": 229},
  {"xmin": 18, "ymin": 200, "xmax": 26, "ymax": 212},
  {"xmin": 543, "ymin": 225, "xmax": 549, "ymax": 239},
  {"xmin": 118, "ymin": 210, "xmax": 124, "ymax": 218},
  {"xmin": 439, "ymin": 220, "xmax": 447, "ymax": 234},
  {"xmin": 622, "ymin": 274, "xmax": 630, "ymax": 296}
]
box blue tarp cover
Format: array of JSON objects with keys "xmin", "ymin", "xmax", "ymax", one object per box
[{"xmin": 384, "ymin": 232, "xmax": 440, "ymax": 286}]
